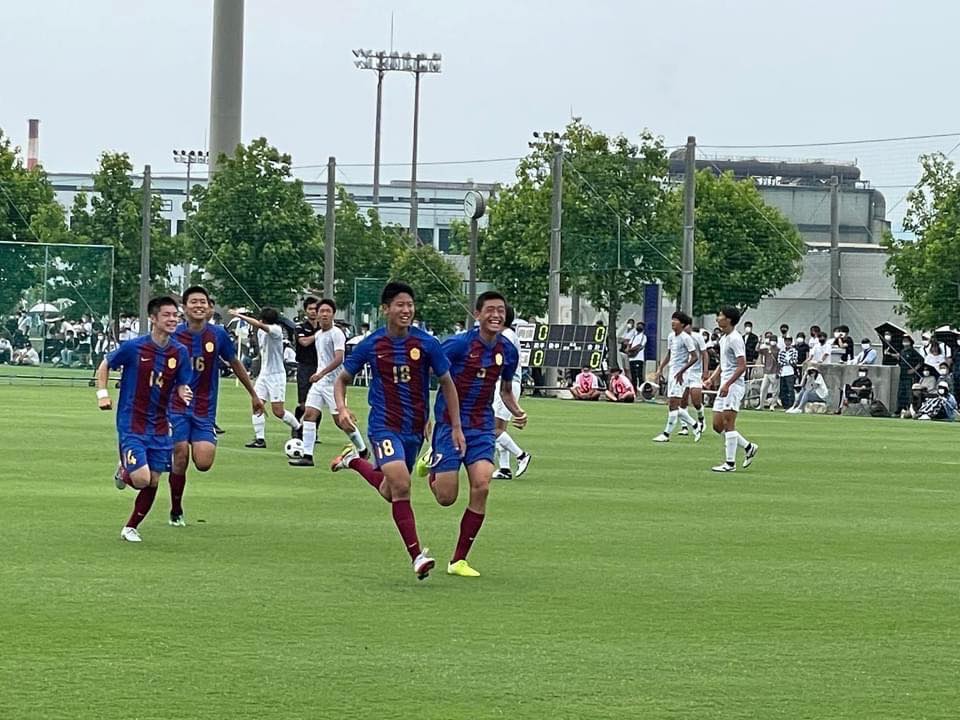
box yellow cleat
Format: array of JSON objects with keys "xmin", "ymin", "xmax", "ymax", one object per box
[
  {"xmin": 447, "ymin": 559, "xmax": 481, "ymax": 577},
  {"xmin": 414, "ymin": 447, "xmax": 433, "ymax": 478}
]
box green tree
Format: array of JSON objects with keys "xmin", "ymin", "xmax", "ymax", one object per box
[
  {"xmin": 68, "ymin": 152, "xmax": 175, "ymax": 316},
  {"xmin": 187, "ymin": 138, "xmax": 322, "ymax": 309},
  {"xmin": 660, "ymin": 169, "xmax": 805, "ymax": 316},
  {"xmin": 390, "ymin": 244, "xmax": 467, "ymax": 334},
  {"xmin": 884, "ymin": 153, "xmax": 960, "ymax": 329},
  {"xmin": 0, "ymin": 129, "xmax": 71, "ymax": 315}
]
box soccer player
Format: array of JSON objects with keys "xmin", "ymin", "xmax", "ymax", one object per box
[
  {"xmin": 96, "ymin": 296, "xmax": 193, "ymax": 542},
  {"xmin": 168, "ymin": 286, "xmax": 264, "ymax": 526},
  {"xmin": 492, "ymin": 304, "xmax": 532, "ymax": 480},
  {"xmin": 330, "ymin": 282, "xmax": 465, "ymax": 580},
  {"xmin": 231, "ymin": 307, "xmax": 301, "ymax": 448},
  {"xmin": 289, "ymin": 298, "xmax": 367, "ymax": 467},
  {"xmin": 704, "ymin": 305, "xmax": 759, "ymax": 472},
  {"xmin": 428, "ymin": 291, "xmax": 527, "ymax": 577},
  {"xmin": 678, "ymin": 324, "xmax": 709, "ymax": 435},
  {"xmin": 293, "ymin": 297, "xmax": 321, "ymax": 435},
  {"xmin": 653, "ymin": 311, "xmax": 702, "ymax": 442}
]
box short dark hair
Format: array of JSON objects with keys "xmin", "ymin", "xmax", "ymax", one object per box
[
  {"xmin": 784, "ymin": 336, "xmax": 793, "ymax": 342},
  {"xmin": 303, "ymin": 296, "xmax": 319, "ymax": 310},
  {"xmin": 147, "ymin": 296, "xmax": 178, "ymax": 316},
  {"xmin": 318, "ymin": 298, "xmax": 337, "ymax": 312},
  {"xmin": 182, "ymin": 285, "xmax": 210, "ymax": 303},
  {"xmin": 672, "ymin": 310, "xmax": 692, "ymax": 326},
  {"xmin": 718, "ymin": 305, "xmax": 741, "ymax": 325},
  {"xmin": 504, "ymin": 304, "xmax": 515, "ymax": 327},
  {"xmin": 780, "ymin": 324, "xmax": 789, "ymax": 331},
  {"xmin": 381, "ymin": 281, "xmax": 415, "ymax": 305},
  {"xmin": 361, "ymin": 322, "xmax": 370, "ymax": 330},
  {"xmin": 810, "ymin": 325, "xmax": 821, "ymax": 334},
  {"xmin": 260, "ymin": 307, "xmax": 279, "ymax": 325},
  {"xmin": 475, "ymin": 290, "xmax": 506, "ymax": 312}
]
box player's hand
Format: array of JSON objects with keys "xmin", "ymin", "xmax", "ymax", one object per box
[
  {"xmin": 341, "ymin": 407, "xmax": 359, "ymax": 430},
  {"xmin": 674, "ymin": 371, "xmax": 685, "ymax": 384},
  {"xmin": 452, "ymin": 426, "xmax": 466, "ymax": 457},
  {"xmin": 309, "ymin": 371, "xmax": 322, "ymax": 383},
  {"xmin": 251, "ymin": 397, "xmax": 265, "ymax": 416},
  {"xmin": 178, "ymin": 385, "xmax": 193, "ymax": 406},
  {"xmin": 512, "ymin": 411, "xmax": 528, "ymax": 429},
  {"xmin": 719, "ymin": 383, "xmax": 730, "ymax": 398},
  {"xmin": 97, "ymin": 395, "xmax": 112, "ymax": 411},
  {"xmin": 228, "ymin": 308, "xmax": 241, "ymax": 317}
]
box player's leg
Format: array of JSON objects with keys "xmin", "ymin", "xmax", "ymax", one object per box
[
  {"xmin": 655, "ymin": 393, "xmax": 682, "ymax": 441},
  {"xmin": 169, "ymin": 415, "xmax": 193, "ymax": 526},
  {"xmin": 493, "ymin": 387, "xmax": 529, "ymax": 478},
  {"xmin": 428, "ymin": 423, "xmax": 461, "ymax": 506},
  {"xmin": 292, "ymin": 386, "xmax": 323, "ymax": 466},
  {"xmin": 604, "ymin": 389, "xmax": 618, "ymax": 402},
  {"xmin": 331, "ymin": 437, "xmax": 389, "ymax": 501},
  {"xmin": 247, "ymin": 376, "xmax": 270, "ymax": 448},
  {"xmin": 327, "ymin": 387, "xmax": 367, "ymax": 457},
  {"xmin": 121, "ymin": 442, "xmax": 165, "ymax": 542},
  {"xmin": 448, "ymin": 434, "xmax": 495, "ymax": 577},
  {"xmin": 689, "ymin": 386, "xmax": 705, "ymax": 428},
  {"xmin": 378, "ymin": 436, "xmax": 433, "ymax": 578}
]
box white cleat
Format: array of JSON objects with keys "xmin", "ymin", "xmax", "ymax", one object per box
[
  {"xmin": 120, "ymin": 526, "xmax": 142, "ymax": 542},
  {"xmin": 711, "ymin": 463, "xmax": 736, "ymax": 473},
  {"xmin": 492, "ymin": 468, "xmax": 513, "ymax": 480},
  {"xmin": 652, "ymin": 433, "xmax": 670, "ymax": 443},
  {"xmin": 515, "ymin": 452, "xmax": 532, "ymax": 478},
  {"xmin": 693, "ymin": 424, "xmax": 703, "ymax": 443},
  {"xmin": 743, "ymin": 443, "xmax": 759, "ymax": 468},
  {"xmin": 677, "ymin": 426, "xmax": 689, "ymax": 436},
  {"xmin": 413, "ymin": 548, "xmax": 436, "ymax": 580},
  {"xmin": 113, "ymin": 463, "xmax": 126, "ymax": 490}
]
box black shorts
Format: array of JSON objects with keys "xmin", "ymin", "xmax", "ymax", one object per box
[{"xmin": 297, "ymin": 365, "xmax": 316, "ymax": 406}]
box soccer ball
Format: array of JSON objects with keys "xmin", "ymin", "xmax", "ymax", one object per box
[{"xmin": 285, "ymin": 438, "xmax": 305, "ymax": 459}]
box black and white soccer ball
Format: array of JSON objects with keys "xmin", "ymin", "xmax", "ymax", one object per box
[{"xmin": 284, "ymin": 438, "xmax": 305, "ymax": 459}]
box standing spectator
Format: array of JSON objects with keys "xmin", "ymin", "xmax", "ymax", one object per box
[
  {"xmin": 17, "ymin": 310, "xmax": 31, "ymax": 337},
  {"xmin": 626, "ymin": 321, "xmax": 647, "ymax": 388},
  {"xmin": 794, "ymin": 331, "xmax": 810, "ymax": 365},
  {"xmin": 757, "ymin": 337, "xmax": 779, "ymax": 410},
  {"xmin": 786, "ymin": 368, "xmax": 829, "ymax": 413},
  {"xmin": 850, "ymin": 339, "xmax": 879, "ymax": 365},
  {"xmin": 570, "ymin": 366, "xmax": 601, "ymax": 401},
  {"xmin": 742, "ymin": 321, "xmax": 759, "ymax": 364},
  {"xmin": 619, "ymin": 318, "xmax": 637, "ymax": 377},
  {"xmin": 776, "ymin": 323, "xmax": 790, "ymax": 350},
  {"xmin": 924, "ymin": 341, "xmax": 946, "ymax": 370},
  {"xmin": 777, "ymin": 336, "xmax": 798, "ymax": 410},
  {"xmin": 896, "ymin": 336, "xmax": 924, "ymax": 413}
]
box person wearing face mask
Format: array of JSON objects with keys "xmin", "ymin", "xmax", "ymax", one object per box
[
  {"xmin": 786, "ymin": 367, "xmax": 829, "ymax": 414},
  {"xmin": 756, "ymin": 336, "xmax": 780, "ymax": 410},
  {"xmin": 837, "ymin": 367, "xmax": 873, "ymax": 414},
  {"xmin": 850, "ymin": 338, "xmax": 878, "ymax": 366},
  {"xmin": 881, "ymin": 331, "xmax": 899, "ymax": 365},
  {"xmin": 794, "ymin": 332, "xmax": 810, "ymax": 365},
  {"xmin": 829, "ymin": 326, "xmax": 853, "ymax": 363},
  {"xmin": 742, "ymin": 321, "xmax": 759, "ymax": 364},
  {"xmin": 937, "ymin": 363, "xmax": 954, "ymax": 392},
  {"xmin": 916, "ymin": 380, "xmax": 957, "ymax": 421},
  {"xmin": 907, "ymin": 363, "xmax": 939, "ymax": 418},
  {"xmin": 896, "ymin": 336, "xmax": 924, "ymax": 414},
  {"xmin": 776, "ymin": 324, "xmax": 790, "ymax": 351},
  {"xmin": 924, "ymin": 341, "xmax": 946, "ymax": 370}
]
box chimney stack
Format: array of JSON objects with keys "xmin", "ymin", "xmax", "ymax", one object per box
[{"xmin": 27, "ymin": 119, "xmax": 39, "ymax": 170}]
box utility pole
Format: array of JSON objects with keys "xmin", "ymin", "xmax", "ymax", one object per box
[
  {"xmin": 173, "ymin": 150, "xmax": 209, "ymax": 293},
  {"xmin": 373, "ymin": 69, "xmax": 384, "ymax": 206},
  {"xmin": 829, "ymin": 175, "xmax": 841, "ymax": 330},
  {"xmin": 324, "ymin": 157, "xmax": 336, "ymax": 299},
  {"xmin": 547, "ymin": 144, "xmax": 563, "ymax": 389},
  {"xmin": 209, "ymin": 0, "xmax": 244, "ymax": 175},
  {"xmin": 467, "ymin": 216, "xmax": 478, "ymax": 326},
  {"xmin": 138, "ymin": 165, "xmax": 152, "ymax": 334},
  {"xmin": 409, "ymin": 69, "xmax": 422, "ymax": 241},
  {"xmin": 681, "ymin": 135, "xmax": 696, "ymax": 317}
]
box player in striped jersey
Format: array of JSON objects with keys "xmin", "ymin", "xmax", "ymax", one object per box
[{"xmin": 95, "ymin": 296, "xmax": 193, "ymax": 543}]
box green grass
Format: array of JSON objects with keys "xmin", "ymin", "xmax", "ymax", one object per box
[{"xmin": 1, "ymin": 384, "xmax": 958, "ymax": 719}]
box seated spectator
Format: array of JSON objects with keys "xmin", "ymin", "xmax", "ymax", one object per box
[
  {"xmin": 850, "ymin": 339, "xmax": 878, "ymax": 365},
  {"xmin": 837, "ymin": 367, "xmax": 873, "ymax": 413},
  {"xmin": 906, "ymin": 366, "xmax": 939, "ymax": 418},
  {"xmin": 59, "ymin": 330, "xmax": 78, "ymax": 366},
  {"xmin": 0, "ymin": 334, "xmax": 12, "ymax": 364},
  {"xmin": 937, "ymin": 362, "xmax": 954, "ymax": 393},
  {"xmin": 571, "ymin": 366, "xmax": 601, "ymax": 401},
  {"xmin": 924, "ymin": 341, "xmax": 946, "ymax": 370},
  {"xmin": 786, "ymin": 367, "xmax": 829, "ymax": 414},
  {"xmin": 916, "ymin": 381, "xmax": 957, "ymax": 421},
  {"xmin": 13, "ymin": 342, "xmax": 40, "ymax": 366},
  {"xmin": 604, "ymin": 368, "xmax": 635, "ymax": 403}
]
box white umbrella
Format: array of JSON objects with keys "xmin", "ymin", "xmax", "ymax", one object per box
[
  {"xmin": 53, "ymin": 298, "xmax": 76, "ymax": 310},
  {"xmin": 28, "ymin": 302, "xmax": 59, "ymax": 313}
]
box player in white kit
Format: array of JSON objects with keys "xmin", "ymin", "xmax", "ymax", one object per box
[
  {"xmin": 231, "ymin": 307, "xmax": 301, "ymax": 449},
  {"xmin": 492, "ymin": 305, "xmax": 532, "ymax": 480},
  {"xmin": 653, "ymin": 311, "xmax": 702, "ymax": 443},
  {"xmin": 289, "ymin": 298, "xmax": 367, "ymax": 467},
  {"xmin": 678, "ymin": 323, "xmax": 709, "ymax": 436},
  {"xmin": 704, "ymin": 305, "xmax": 758, "ymax": 472}
]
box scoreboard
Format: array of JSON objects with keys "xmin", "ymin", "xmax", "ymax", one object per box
[{"xmin": 517, "ymin": 323, "xmax": 608, "ymax": 369}]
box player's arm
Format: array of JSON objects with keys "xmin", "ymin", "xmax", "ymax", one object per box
[
  {"xmin": 656, "ymin": 350, "xmax": 670, "ymax": 379},
  {"xmin": 95, "ymin": 358, "xmax": 112, "ymax": 410},
  {"xmin": 676, "ymin": 345, "xmax": 698, "ymax": 382},
  {"xmin": 174, "ymin": 348, "xmax": 194, "ymax": 406},
  {"xmin": 436, "ymin": 371, "xmax": 466, "ymax": 455},
  {"xmin": 228, "ymin": 309, "xmax": 271, "ymax": 333},
  {"xmin": 499, "ymin": 384, "xmax": 527, "ymax": 429},
  {"xmin": 310, "ymin": 349, "xmax": 344, "ymax": 383},
  {"xmin": 700, "ymin": 348, "xmax": 710, "ymax": 381},
  {"xmin": 229, "ymin": 357, "xmax": 264, "ymax": 415},
  {"xmin": 297, "ymin": 330, "xmax": 317, "ymax": 347}
]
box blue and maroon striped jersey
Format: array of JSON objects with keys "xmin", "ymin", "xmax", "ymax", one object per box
[
  {"xmin": 434, "ymin": 328, "xmax": 519, "ymax": 430},
  {"xmin": 343, "ymin": 327, "xmax": 450, "ymax": 435},
  {"xmin": 107, "ymin": 335, "xmax": 191, "ymax": 437},
  {"xmin": 170, "ymin": 322, "xmax": 237, "ymax": 419}
]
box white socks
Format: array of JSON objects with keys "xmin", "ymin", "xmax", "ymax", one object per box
[
  {"xmin": 677, "ymin": 408, "xmax": 697, "ymax": 429},
  {"xmin": 724, "ymin": 431, "xmax": 738, "ymax": 463},
  {"xmin": 252, "ymin": 413, "xmax": 266, "ymax": 440},
  {"xmin": 302, "ymin": 421, "xmax": 317, "ymax": 457},
  {"xmin": 281, "ymin": 410, "xmax": 300, "ymax": 430},
  {"xmin": 347, "ymin": 429, "xmax": 366, "ymax": 452},
  {"xmin": 665, "ymin": 410, "xmax": 679, "ymax": 434},
  {"xmin": 496, "ymin": 432, "xmax": 523, "ymax": 469}
]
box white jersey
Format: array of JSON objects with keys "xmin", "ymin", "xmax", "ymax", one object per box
[
  {"xmin": 314, "ymin": 325, "xmax": 346, "ymax": 384},
  {"xmin": 258, "ymin": 324, "xmax": 286, "ymax": 376},
  {"xmin": 719, "ymin": 330, "xmax": 746, "ymax": 386},
  {"xmin": 668, "ymin": 331, "xmax": 697, "ymax": 376},
  {"xmin": 687, "ymin": 331, "xmax": 707, "ymax": 377}
]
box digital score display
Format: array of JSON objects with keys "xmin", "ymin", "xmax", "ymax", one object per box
[{"xmin": 517, "ymin": 324, "xmax": 607, "ymax": 369}]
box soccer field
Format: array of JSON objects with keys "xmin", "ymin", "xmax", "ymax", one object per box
[{"xmin": 1, "ymin": 383, "xmax": 958, "ymax": 719}]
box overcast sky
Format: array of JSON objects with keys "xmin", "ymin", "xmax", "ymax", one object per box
[{"xmin": 3, "ymin": 0, "xmax": 959, "ymax": 229}]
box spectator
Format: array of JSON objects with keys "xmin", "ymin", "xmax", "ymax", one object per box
[
  {"xmin": 619, "ymin": 318, "xmax": 637, "ymax": 374},
  {"xmin": 17, "ymin": 310, "xmax": 31, "ymax": 336},
  {"xmin": 777, "ymin": 336, "xmax": 798, "ymax": 410},
  {"xmin": 742, "ymin": 321, "xmax": 759, "ymax": 364},
  {"xmin": 916, "ymin": 380, "xmax": 957, "ymax": 421},
  {"xmin": 809, "ymin": 332, "xmax": 830, "ymax": 365},
  {"xmin": 570, "ymin": 365, "xmax": 601, "ymax": 401},
  {"xmin": 896, "ymin": 336, "xmax": 924, "ymax": 413},
  {"xmin": 881, "ymin": 330, "xmax": 899, "ymax": 365},
  {"xmin": 604, "ymin": 368, "xmax": 635, "ymax": 403},
  {"xmin": 0, "ymin": 334, "xmax": 12, "ymax": 364},
  {"xmin": 60, "ymin": 330, "xmax": 78, "ymax": 366},
  {"xmin": 706, "ymin": 331, "xmax": 721, "ymax": 372},
  {"xmin": 937, "ymin": 363, "xmax": 954, "ymax": 393},
  {"xmin": 837, "ymin": 367, "xmax": 873, "ymax": 413},
  {"xmin": 626, "ymin": 321, "xmax": 647, "ymax": 388},
  {"xmin": 786, "ymin": 368, "xmax": 829, "ymax": 413},
  {"xmin": 906, "ymin": 366, "xmax": 938, "ymax": 418},
  {"xmin": 757, "ymin": 337, "xmax": 779, "ymax": 410},
  {"xmin": 794, "ymin": 332, "xmax": 810, "ymax": 365},
  {"xmin": 924, "ymin": 341, "xmax": 946, "ymax": 370},
  {"xmin": 13, "ymin": 342, "xmax": 40, "ymax": 366},
  {"xmin": 850, "ymin": 338, "xmax": 879, "ymax": 366},
  {"xmin": 776, "ymin": 323, "xmax": 790, "ymax": 350}
]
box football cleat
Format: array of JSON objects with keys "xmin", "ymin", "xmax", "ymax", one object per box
[
  {"xmin": 711, "ymin": 463, "xmax": 736, "ymax": 473},
  {"xmin": 492, "ymin": 468, "xmax": 513, "ymax": 480},
  {"xmin": 413, "ymin": 548, "xmax": 436, "ymax": 580},
  {"xmin": 743, "ymin": 443, "xmax": 759, "ymax": 468},
  {"xmin": 515, "ymin": 452, "xmax": 532, "ymax": 478},
  {"xmin": 652, "ymin": 433, "xmax": 670, "ymax": 443},
  {"xmin": 120, "ymin": 526, "xmax": 142, "ymax": 542},
  {"xmin": 289, "ymin": 455, "xmax": 315, "ymax": 467},
  {"xmin": 677, "ymin": 426, "xmax": 689, "ymax": 436},
  {"xmin": 447, "ymin": 559, "xmax": 481, "ymax": 577},
  {"xmin": 113, "ymin": 463, "xmax": 126, "ymax": 490},
  {"xmin": 214, "ymin": 424, "xmax": 226, "ymax": 435},
  {"xmin": 693, "ymin": 424, "xmax": 703, "ymax": 443},
  {"xmin": 331, "ymin": 446, "xmax": 358, "ymax": 472},
  {"xmin": 244, "ymin": 438, "xmax": 266, "ymax": 449},
  {"xmin": 169, "ymin": 512, "xmax": 186, "ymax": 527},
  {"xmin": 414, "ymin": 448, "xmax": 434, "ymax": 478}
]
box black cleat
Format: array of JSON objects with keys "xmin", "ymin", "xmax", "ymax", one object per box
[
  {"xmin": 245, "ymin": 438, "xmax": 267, "ymax": 449},
  {"xmin": 289, "ymin": 455, "xmax": 315, "ymax": 467},
  {"xmin": 359, "ymin": 447, "xmax": 370, "ymax": 460},
  {"xmin": 214, "ymin": 424, "xmax": 226, "ymax": 435}
]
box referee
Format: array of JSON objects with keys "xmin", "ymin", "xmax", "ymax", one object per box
[{"xmin": 294, "ymin": 296, "xmax": 320, "ymax": 438}]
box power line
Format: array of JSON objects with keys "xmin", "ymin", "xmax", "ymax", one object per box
[{"xmin": 699, "ymin": 131, "xmax": 960, "ymax": 150}]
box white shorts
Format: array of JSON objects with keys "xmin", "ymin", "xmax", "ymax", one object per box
[
  {"xmin": 254, "ymin": 372, "xmax": 287, "ymax": 404},
  {"xmin": 713, "ymin": 383, "xmax": 745, "ymax": 413},
  {"xmin": 305, "ymin": 381, "xmax": 338, "ymax": 414},
  {"xmin": 667, "ymin": 376, "xmax": 689, "ymax": 399},
  {"xmin": 493, "ymin": 379, "xmax": 522, "ymax": 422}
]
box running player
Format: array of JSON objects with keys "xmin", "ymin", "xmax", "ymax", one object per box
[
  {"xmin": 428, "ymin": 291, "xmax": 527, "ymax": 576},
  {"xmin": 289, "ymin": 298, "xmax": 367, "ymax": 467},
  {"xmin": 231, "ymin": 307, "xmax": 301, "ymax": 448},
  {"xmin": 330, "ymin": 282, "xmax": 465, "ymax": 580},
  {"xmin": 491, "ymin": 304, "xmax": 532, "ymax": 480},
  {"xmin": 168, "ymin": 286, "xmax": 264, "ymax": 526},
  {"xmin": 704, "ymin": 305, "xmax": 759, "ymax": 472},
  {"xmin": 653, "ymin": 311, "xmax": 701, "ymax": 442},
  {"xmin": 96, "ymin": 296, "xmax": 193, "ymax": 542},
  {"xmin": 678, "ymin": 323, "xmax": 709, "ymax": 436}
]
